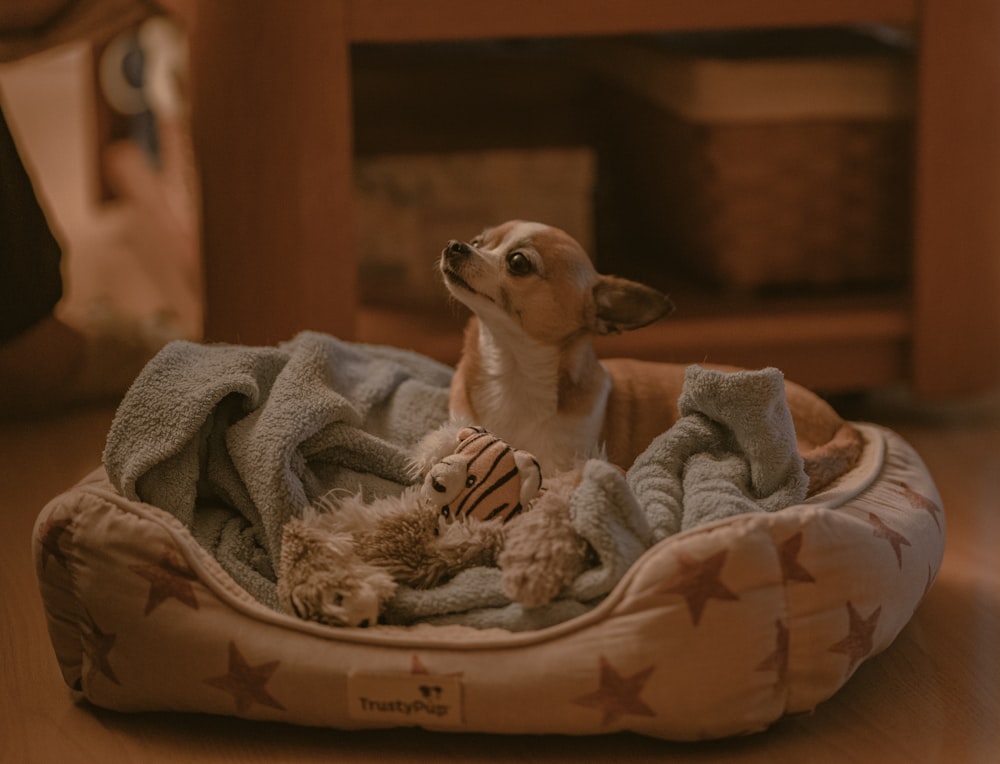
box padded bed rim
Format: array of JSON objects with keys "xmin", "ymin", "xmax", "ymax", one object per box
[
  {"xmin": 32, "ymin": 422, "xmax": 945, "ymax": 740},
  {"xmin": 42, "ymin": 424, "xmax": 887, "ymax": 650}
]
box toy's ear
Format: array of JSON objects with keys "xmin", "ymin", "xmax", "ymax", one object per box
[
  {"xmin": 591, "ymin": 275, "xmax": 673, "ymax": 335},
  {"xmin": 513, "ymin": 450, "xmax": 543, "ymax": 506},
  {"xmin": 457, "ymin": 425, "xmax": 485, "ymax": 443}
]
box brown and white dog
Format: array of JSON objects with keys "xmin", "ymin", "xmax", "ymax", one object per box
[
  {"xmin": 419, "ymin": 219, "xmax": 678, "ymax": 475},
  {"xmin": 414, "ymin": 219, "xmax": 861, "ymax": 498}
]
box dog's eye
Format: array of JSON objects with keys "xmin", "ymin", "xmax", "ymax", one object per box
[
  {"xmin": 471, "ymin": 238, "xmax": 482, "ymax": 247},
  {"xmin": 506, "ymin": 251, "xmax": 534, "ymax": 276}
]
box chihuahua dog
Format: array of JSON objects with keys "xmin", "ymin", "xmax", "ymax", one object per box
[
  {"xmin": 413, "ymin": 219, "xmax": 861, "ymax": 497},
  {"xmin": 431, "ymin": 219, "xmax": 678, "ymax": 475}
]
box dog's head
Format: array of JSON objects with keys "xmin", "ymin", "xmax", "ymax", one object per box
[{"xmin": 440, "ymin": 220, "xmax": 673, "ymax": 344}]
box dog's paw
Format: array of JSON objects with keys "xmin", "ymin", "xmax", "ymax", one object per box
[{"xmin": 407, "ymin": 420, "xmax": 468, "ymax": 481}]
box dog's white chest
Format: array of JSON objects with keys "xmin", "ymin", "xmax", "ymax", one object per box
[{"xmin": 469, "ymin": 347, "xmax": 610, "ymax": 473}]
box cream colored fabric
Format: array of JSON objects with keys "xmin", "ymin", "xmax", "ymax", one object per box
[{"xmin": 33, "ymin": 424, "xmax": 943, "ymax": 740}]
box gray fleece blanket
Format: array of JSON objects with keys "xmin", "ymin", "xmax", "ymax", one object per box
[{"xmin": 104, "ymin": 332, "xmax": 807, "ymax": 630}]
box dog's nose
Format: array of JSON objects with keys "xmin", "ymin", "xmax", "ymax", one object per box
[{"xmin": 444, "ymin": 240, "xmax": 472, "ymax": 263}]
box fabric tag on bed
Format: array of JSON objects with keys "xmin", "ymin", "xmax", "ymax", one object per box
[{"xmin": 347, "ymin": 672, "xmax": 464, "ymax": 727}]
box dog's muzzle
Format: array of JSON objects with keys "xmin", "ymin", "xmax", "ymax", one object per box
[
  {"xmin": 444, "ymin": 240, "xmax": 472, "ymax": 266},
  {"xmin": 441, "ymin": 240, "xmax": 475, "ymax": 292}
]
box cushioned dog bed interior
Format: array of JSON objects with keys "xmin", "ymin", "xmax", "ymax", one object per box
[{"xmin": 33, "ymin": 334, "xmax": 944, "ymax": 740}]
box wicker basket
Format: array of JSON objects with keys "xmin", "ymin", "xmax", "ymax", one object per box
[{"xmin": 593, "ymin": 31, "xmax": 914, "ymax": 292}]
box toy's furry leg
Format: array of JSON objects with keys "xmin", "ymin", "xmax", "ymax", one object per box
[
  {"xmin": 357, "ymin": 505, "xmax": 505, "ymax": 589},
  {"xmin": 278, "ymin": 517, "xmax": 397, "ymax": 627},
  {"xmin": 499, "ymin": 474, "xmax": 589, "ymax": 608}
]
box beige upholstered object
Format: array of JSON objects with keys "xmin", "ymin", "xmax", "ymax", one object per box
[{"xmin": 34, "ymin": 419, "xmax": 942, "ymax": 740}]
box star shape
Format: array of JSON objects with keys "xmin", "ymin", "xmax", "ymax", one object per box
[
  {"xmin": 829, "ymin": 601, "xmax": 881, "ymax": 675},
  {"xmin": 411, "ymin": 655, "xmax": 463, "ymax": 678},
  {"xmin": 81, "ymin": 610, "xmax": 121, "ymax": 686},
  {"xmin": 776, "ymin": 532, "xmax": 816, "ymax": 584},
  {"xmin": 204, "ymin": 641, "xmax": 286, "ymax": 715},
  {"xmin": 899, "ymin": 484, "xmax": 943, "ymax": 531},
  {"xmin": 411, "ymin": 655, "xmax": 429, "ymax": 674},
  {"xmin": 911, "ymin": 565, "xmax": 937, "ymax": 619},
  {"xmin": 572, "ymin": 655, "xmax": 656, "ymax": 726},
  {"xmin": 38, "ymin": 517, "xmax": 72, "ymax": 570},
  {"xmin": 756, "ymin": 619, "xmax": 790, "ymax": 689},
  {"xmin": 867, "ymin": 513, "xmax": 912, "ymax": 569},
  {"xmin": 130, "ymin": 547, "xmax": 199, "ymax": 615},
  {"xmin": 658, "ymin": 549, "xmax": 739, "ymax": 626}
]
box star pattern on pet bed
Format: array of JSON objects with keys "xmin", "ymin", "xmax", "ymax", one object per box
[
  {"xmin": 756, "ymin": 620, "xmax": 791, "ymax": 689},
  {"xmin": 829, "ymin": 602, "xmax": 882, "ymax": 675},
  {"xmin": 900, "ymin": 484, "xmax": 943, "ymax": 529},
  {"xmin": 572, "ymin": 656, "xmax": 657, "ymax": 726},
  {"xmin": 61, "ymin": 499, "xmax": 925, "ymax": 714},
  {"xmin": 657, "ymin": 549, "xmax": 740, "ymax": 626},
  {"xmin": 38, "ymin": 516, "xmax": 72, "ymax": 570},
  {"xmin": 777, "ymin": 532, "xmax": 817, "ymax": 584},
  {"xmin": 81, "ymin": 609, "xmax": 121, "ymax": 687},
  {"xmin": 867, "ymin": 513, "xmax": 913, "ymax": 569},
  {"xmin": 33, "ymin": 413, "xmax": 946, "ymax": 738},
  {"xmin": 129, "ymin": 546, "xmax": 200, "ymax": 615},
  {"xmin": 204, "ymin": 641, "xmax": 287, "ymax": 715}
]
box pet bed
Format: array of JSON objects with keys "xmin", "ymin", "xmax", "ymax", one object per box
[{"xmin": 33, "ymin": 333, "xmax": 944, "ymax": 740}]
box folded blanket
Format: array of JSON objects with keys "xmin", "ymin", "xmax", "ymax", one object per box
[
  {"xmin": 631, "ymin": 364, "xmax": 809, "ymax": 541},
  {"xmin": 104, "ymin": 332, "xmax": 453, "ymax": 607},
  {"xmin": 104, "ymin": 334, "xmax": 809, "ymax": 628}
]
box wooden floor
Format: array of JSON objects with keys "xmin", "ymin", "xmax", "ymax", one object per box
[{"xmin": 1, "ymin": 387, "xmax": 998, "ymax": 763}]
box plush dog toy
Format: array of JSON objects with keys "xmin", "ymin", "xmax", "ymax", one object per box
[{"xmin": 278, "ymin": 427, "xmax": 583, "ymax": 627}]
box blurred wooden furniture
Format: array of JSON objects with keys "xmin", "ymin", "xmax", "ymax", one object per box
[{"xmin": 189, "ymin": 0, "xmax": 1000, "ymax": 397}]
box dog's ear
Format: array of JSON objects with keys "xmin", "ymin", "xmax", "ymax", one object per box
[{"xmin": 592, "ymin": 275, "xmax": 674, "ymax": 334}]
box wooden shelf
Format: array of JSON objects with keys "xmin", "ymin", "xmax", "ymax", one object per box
[
  {"xmin": 358, "ymin": 291, "xmax": 909, "ymax": 394},
  {"xmin": 352, "ymin": 41, "xmax": 593, "ymax": 154},
  {"xmin": 191, "ymin": 0, "xmax": 1000, "ymax": 398},
  {"xmin": 347, "ymin": 0, "xmax": 917, "ymax": 43}
]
